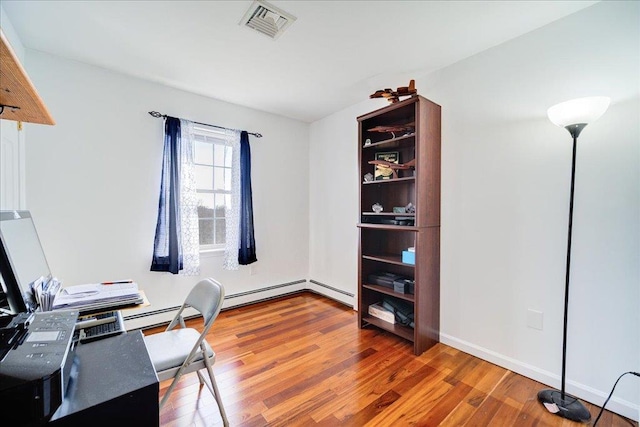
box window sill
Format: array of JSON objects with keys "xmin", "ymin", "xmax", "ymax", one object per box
[{"xmin": 200, "ymin": 248, "xmax": 224, "ymax": 258}]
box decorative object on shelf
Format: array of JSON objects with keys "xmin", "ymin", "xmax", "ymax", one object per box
[
  {"xmin": 369, "ymin": 79, "xmax": 417, "ymax": 104},
  {"xmin": 367, "ymin": 122, "xmax": 415, "ymax": 139},
  {"xmin": 393, "ymin": 207, "xmax": 406, "ymax": 213},
  {"xmin": 369, "ymin": 158, "xmax": 416, "ymax": 180},
  {"xmin": 537, "ymin": 96, "xmax": 610, "ymax": 423},
  {"xmin": 363, "ymin": 173, "xmax": 374, "ymax": 182},
  {"xmin": 372, "ymin": 203, "xmax": 383, "ymax": 213},
  {"xmin": 405, "ymin": 202, "xmax": 415, "ymax": 213},
  {"xmin": 372, "ymin": 151, "xmax": 399, "ymax": 180},
  {"xmin": 364, "ymin": 138, "xmax": 372, "ymax": 147},
  {"xmin": 402, "ymin": 249, "xmax": 415, "ymax": 265}
]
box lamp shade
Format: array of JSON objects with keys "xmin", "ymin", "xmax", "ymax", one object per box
[{"xmin": 547, "ymin": 96, "xmax": 610, "ymax": 128}]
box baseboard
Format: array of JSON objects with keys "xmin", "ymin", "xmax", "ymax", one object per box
[
  {"xmin": 305, "ymin": 288, "xmax": 354, "ymax": 308},
  {"xmin": 124, "ymin": 278, "xmax": 352, "ymax": 330},
  {"xmin": 123, "ymin": 279, "xmax": 307, "ymax": 330},
  {"xmin": 224, "ymin": 280, "xmax": 307, "ymax": 300},
  {"xmin": 307, "ymin": 279, "xmax": 355, "ymax": 308},
  {"xmin": 440, "ymin": 333, "xmax": 639, "ymax": 422}
]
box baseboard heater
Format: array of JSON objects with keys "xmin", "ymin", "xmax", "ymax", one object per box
[
  {"xmin": 308, "ymin": 279, "xmax": 355, "ymax": 298},
  {"xmin": 123, "ymin": 279, "xmax": 307, "ymax": 324}
]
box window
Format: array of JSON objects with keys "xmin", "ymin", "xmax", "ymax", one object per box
[{"xmin": 193, "ymin": 126, "xmax": 232, "ymax": 251}]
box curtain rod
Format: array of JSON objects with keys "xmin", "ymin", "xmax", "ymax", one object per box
[{"xmin": 148, "ymin": 111, "xmax": 262, "ymax": 138}]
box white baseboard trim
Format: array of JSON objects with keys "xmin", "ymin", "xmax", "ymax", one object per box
[{"xmin": 440, "ymin": 333, "xmax": 639, "ymax": 422}]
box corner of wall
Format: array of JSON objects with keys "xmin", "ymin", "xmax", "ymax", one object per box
[{"xmin": 0, "ymin": 5, "xmax": 26, "ymax": 61}]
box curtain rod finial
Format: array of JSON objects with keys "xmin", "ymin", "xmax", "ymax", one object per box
[{"xmin": 149, "ymin": 111, "xmax": 164, "ymax": 118}]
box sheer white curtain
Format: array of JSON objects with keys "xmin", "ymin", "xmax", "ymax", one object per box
[
  {"xmin": 179, "ymin": 119, "xmax": 200, "ymax": 275},
  {"xmin": 223, "ymin": 129, "xmax": 241, "ymax": 270}
]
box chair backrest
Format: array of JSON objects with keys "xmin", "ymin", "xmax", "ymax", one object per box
[{"xmin": 185, "ymin": 278, "xmax": 225, "ymax": 330}]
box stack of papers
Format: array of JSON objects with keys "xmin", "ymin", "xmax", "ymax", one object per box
[
  {"xmin": 33, "ymin": 276, "xmax": 62, "ymax": 311},
  {"xmin": 52, "ymin": 281, "xmax": 142, "ymax": 311}
]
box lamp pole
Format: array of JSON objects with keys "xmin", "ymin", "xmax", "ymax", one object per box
[
  {"xmin": 561, "ymin": 123, "xmax": 585, "ymax": 400},
  {"xmin": 537, "ymin": 97, "xmax": 609, "ymax": 422}
]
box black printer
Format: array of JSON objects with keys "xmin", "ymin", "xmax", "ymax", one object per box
[{"xmin": 0, "ymin": 310, "xmax": 78, "ymax": 426}]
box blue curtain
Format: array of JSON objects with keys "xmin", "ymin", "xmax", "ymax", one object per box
[
  {"xmin": 151, "ymin": 117, "xmax": 183, "ymax": 273},
  {"xmin": 238, "ymin": 131, "xmax": 257, "ymax": 265}
]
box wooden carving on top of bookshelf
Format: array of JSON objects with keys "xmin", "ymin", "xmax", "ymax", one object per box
[
  {"xmin": 369, "ymin": 79, "xmax": 417, "ymax": 103},
  {"xmin": 0, "ymin": 29, "xmax": 55, "ymax": 125}
]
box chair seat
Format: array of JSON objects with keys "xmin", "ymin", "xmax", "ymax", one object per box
[{"xmin": 144, "ymin": 328, "xmax": 214, "ymax": 372}]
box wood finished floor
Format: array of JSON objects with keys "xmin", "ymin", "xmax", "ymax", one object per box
[{"xmin": 144, "ymin": 292, "xmax": 637, "ymax": 427}]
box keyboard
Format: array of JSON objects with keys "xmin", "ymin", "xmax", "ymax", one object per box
[{"xmin": 74, "ymin": 310, "xmax": 126, "ymax": 343}]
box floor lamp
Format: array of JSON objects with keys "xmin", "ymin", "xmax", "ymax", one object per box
[{"xmin": 537, "ymin": 96, "xmax": 610, "ymax": 422}]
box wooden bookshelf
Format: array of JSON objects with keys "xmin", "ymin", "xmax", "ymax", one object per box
[{"xmin": 357, "ymin": 95, "xmax": 441, "ymax": 355}]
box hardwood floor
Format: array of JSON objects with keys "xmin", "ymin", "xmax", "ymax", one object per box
[{"xmin": 144, "ymin": 292, "xmax": 637, "ymax": 427}]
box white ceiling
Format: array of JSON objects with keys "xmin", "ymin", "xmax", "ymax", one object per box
[{"xmin": 3, "ymin": 0, "xmax": 598, "ymax": 123}]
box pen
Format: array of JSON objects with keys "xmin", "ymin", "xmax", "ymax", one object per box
[{"xmin": 101, "ymin": 280, "xmax": 133, "ymax": 285}]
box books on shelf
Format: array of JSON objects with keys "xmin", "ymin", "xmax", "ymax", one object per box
[{"xmin": 368, "ymin": 302, "xmax": 395, "ymax": 324}]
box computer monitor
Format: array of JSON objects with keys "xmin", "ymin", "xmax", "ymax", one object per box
[{"xmin": 0, "ymin": 211, "xmax": 52, "ymax": 314}]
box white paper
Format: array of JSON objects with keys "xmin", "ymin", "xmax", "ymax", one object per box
[
  {"xmin": 53, "ymin": 282, "xmax": 140, "ymax": 310},
  {"xmin": 63, "ymin": 283, "xmax": 100, "ymax": 295}
]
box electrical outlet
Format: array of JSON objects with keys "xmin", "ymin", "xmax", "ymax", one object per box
[{"xmin": 527, "ymin": 309, "xmax": 543, "ymax": 330}]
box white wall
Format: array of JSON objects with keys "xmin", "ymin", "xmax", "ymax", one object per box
[
  {"xmin": 22, "ymin": 50, "xmax": 310, "ymax": 327},
  {"xmin": 309, "ymin": 0, "xmax": 639, "ymax": 420},
  {"xmin": 307, "ymin": 98, "xmax": 385, "ymax": 305},
  {"xmin": 0, "ymin": 5, "xmax": 24, "ymax": 61}
]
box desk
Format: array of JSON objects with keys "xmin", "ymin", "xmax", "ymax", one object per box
[{"xmin": 49, "ymin": 331, "xmax": 159, "ymax": 426}]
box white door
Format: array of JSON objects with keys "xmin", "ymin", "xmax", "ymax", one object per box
[{"xmin": 0, "ymin": 119, "xmax": 24, "ymax": 210}]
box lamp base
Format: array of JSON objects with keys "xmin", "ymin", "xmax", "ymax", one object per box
[{"xmin": 537, "ymin": 389, "xmax": 591, "ymax": 422}]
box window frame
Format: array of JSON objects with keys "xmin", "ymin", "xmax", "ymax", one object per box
[{"xmin": 192, "ymin": 125, "xmax": 232, "ymax": 253}]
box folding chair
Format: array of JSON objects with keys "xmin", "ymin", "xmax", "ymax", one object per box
[{"xmin": 144, "ymin": 278, "xmax": 229, "ymax": 426}]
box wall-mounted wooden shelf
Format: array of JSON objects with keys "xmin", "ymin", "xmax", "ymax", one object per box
[{"xmin": 0, "ymin": 29, "xmax": 55, "ymax": 125}]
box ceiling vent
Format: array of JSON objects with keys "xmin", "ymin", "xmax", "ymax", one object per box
[{"xmin": 239, "ymin": 0, "xmax": 296, "ymax": 40}]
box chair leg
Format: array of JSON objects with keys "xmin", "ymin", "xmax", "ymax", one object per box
[
  {"xmin": 159, "ymin": 376, "xmax": 180, "ymax": 409},
  {"xmin": 197, "ymin": 370, "xmax": 206, "ymax": 385},
  {"xmin": 159, "ymin": 362, "xmax": 192, "ymax": 409},
  {"xmin": 203, "ymin": 356, "xmax": 229, "ymax": 427}
]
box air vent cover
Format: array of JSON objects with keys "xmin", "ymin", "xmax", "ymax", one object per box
[{"xmin": 239, "ymin": 0, "xmax": 297, "ymax": 40}]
